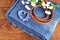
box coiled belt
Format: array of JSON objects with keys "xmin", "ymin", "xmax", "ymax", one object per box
[{"xmin": 30, "ymin": 6, "xmax": 54, "ymax": 24}]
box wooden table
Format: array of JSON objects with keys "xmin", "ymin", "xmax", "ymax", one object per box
[{"xmin": 0, "ymin": 0, "xmax": 60, "ymax": 40}]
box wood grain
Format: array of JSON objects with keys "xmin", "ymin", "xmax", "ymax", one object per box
[{"xmin": 0, "ymin": 0, "xmax": 60, "ymax": 40}]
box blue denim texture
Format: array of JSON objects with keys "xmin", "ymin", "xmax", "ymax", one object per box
[{"xmin": 6, "ymin": 0, "xmax": 60, "ymax": 40}]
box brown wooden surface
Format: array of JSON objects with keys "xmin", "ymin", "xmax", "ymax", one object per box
[{"xmin": 0, "ymin": 0, "xmax": 60, "ymax": 40}]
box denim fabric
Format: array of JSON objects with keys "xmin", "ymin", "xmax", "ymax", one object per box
[{"xmin": 6, "ymin": 0, "xmax": 60, "ymax": 40}]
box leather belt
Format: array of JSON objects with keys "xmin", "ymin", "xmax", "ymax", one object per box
[{"xmin": 30, "ymin": 6, "xmax": 54, "ymax": 24}]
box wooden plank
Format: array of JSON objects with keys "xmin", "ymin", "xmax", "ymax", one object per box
[{"xmin": 0, "ymin": 0, "xmax": 14, "ymax": 7}]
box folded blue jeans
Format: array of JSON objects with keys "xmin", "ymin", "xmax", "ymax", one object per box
[{"xmin": 6, "ymin": 0, "xmax": 60, "ymax": 40}]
